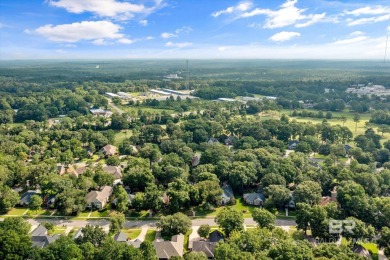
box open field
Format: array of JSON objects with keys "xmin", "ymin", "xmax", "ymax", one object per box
[
  {"xmin": 119, "ymin": 105, "xmax": 176, "ymax": 115},
  {"xmin": 114, "ymin": 130, "xmax": 132, "ymax": 146}
]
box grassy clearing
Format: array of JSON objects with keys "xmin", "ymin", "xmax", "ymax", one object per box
[
  {"xmin": 122, "ymin": 229, "xmax": 142, "ymax": 240},
  {"xmin": 26, "ymin": 209, "xmax": 53, "ymax": 216},
  {"xmin": 120, "ymin": 106, "xmax": 176, "ymax": 115},
  {"xmin": 144, "ymin": 230, "xmax": 157, "ymax": 242},
  {"xmin": 114, "ymin": 130, "xmax": 132, "ymax": 146}
]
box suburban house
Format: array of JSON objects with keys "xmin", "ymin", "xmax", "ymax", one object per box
[
  {"xmin": 154, "ymin": 234, "xmax": 184, "ymax": 259},
  {"xmin": 19, "ymin": 190, "xmax": 40, "ymax": 206},
  {"xmin": 101, "ymin": 144, "xmax": 117, "ymax": 157},
  {"xmin": 352, "ymin": 245, "xmax": 371, "ymax": 258},
  {"xmin": 85, "ymin": 186, "xmax": 113, "ymax": 209},
  {"xmin": 221, "ymin": 185, "xmax": 234, "ymax": 205},
  {"xmin": 112, "ymin": 193, "xmax": 135, "ymax": 208},
  {"xmin": 191, "ymin": 155, "xmax": 201, "ymax": 167},
  {"xmin": 207, "ymin": 137, "xmax": 219, "ymax": 144},
  {"xmin": 243, "ymin": 192, "xmax": 266, "ymax": 206},
  {"xmin": 90, "ymin": 108, "xmax": 113, "ymax": 118},
  {"xmin": 103, "ymin": 165, "xmax": 122, "ymax": 180},
  {"xmin": 209, "ymin": 230, "xmax": 224, "ymax": 243},
  {"xmin": 127, "ymin": 239, "xmax": 142, "ymax": 248},
  {"xmin": 319, "ymin": 187, "xmax": 338, "ymax": 206},
  {"xmin": 30, "ymin": 225, "xmax": 59, "ymax": 248},
  {"xmin": 224, "ymin": 135, "xmax": 235, "ymax": 146},
  {"xmin": 288, "ymin": 140, "xmax": 299, "ymax": 150},
  {"xmin": 114, "ymin": 231, "xmax": 128, "ymax": 242},
  {"xmin": 192, "ymin": 241, "xmax": 218, "ymax": 259}
]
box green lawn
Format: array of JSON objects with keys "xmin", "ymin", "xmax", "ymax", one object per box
[
  {"xmin": 5, "ymin": 208, "xmax": 28, "ymax": 215},
  {"xmin": 120, "ymin": 106, "xmax": 176, "ymax": 115},
  {"xmin": 78, "ymin": 211, "xmax": 91, "ymax": 217},
  {"xmin": 49, "ymin": 226, "xmax": 67, "ymax": 235},
  {"xmin": 361, "ymin": 243, "xmax": 378, "ymax": 260},
  {"xmin": 114, "ymin": 130, "xmax": 132, "ymax": 146},
  {"xmin": 184, "ymin": 229, "xmax": 192, "ymax": 253},
  {"xmin": 122, "ymin": 229, "xmax": 142, "ymax": 240},
  {"xmin": 197, "ymin": 196, "xmax": 258, "ymax": 218},
  {"xmin": 26, "ymin": 209, "xmax": 53, "ymax": 216},
  {"xmin": 144, "ymin": 230, "xmax": 157, "ymax": 242},
  {"xmin": 127, "ymin": 210, "xmax": 151, "ymax": 219},
  {"xmin": 90, "ymin": 209, "xmax": 110, "ymax": 218}
]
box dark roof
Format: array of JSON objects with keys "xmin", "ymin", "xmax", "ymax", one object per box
[
  {"xmin": 31, "ymin": 225, "xmax": 48, "ymax": 237},
  {"xmin": 192, "ymin": 241, "xmax": 218, "ymax": 258},
  {"xmin": 243, "ymin": 192, "xmax": 266, "ymax": 203},
  {"xmin": 31, "ymin": 235, "xmax": 58, "ymax": 248},
  {"xmin": 352, "ymin": 245, "xmax": 370, "ymax": 257},
  {"xmin": 114, "ymin": 231, "xmax": 128, "ymax": 242},
  {"xmin": 20, "ymin": 191, "xmax": 40, "ymax": 204},
  {"xmin": 208, "ymin": 230, "xmax": 224, "ymax": 243},
  {"xmin": 221, "ymin": 185, "xmax": 234, "ymax": 204}
]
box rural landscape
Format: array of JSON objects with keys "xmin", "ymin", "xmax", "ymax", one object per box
[{"xmin": 1, "ymin": 0, "xmax": 390, "ymax": 259}]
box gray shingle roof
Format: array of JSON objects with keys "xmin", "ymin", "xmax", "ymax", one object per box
[
  {"xmin": 31, "ymin": 225, "xmax": 48, "ymax": 237},
  {"xmin": 114, "ymin": 231, "xmax": 128, "ymax": 242}
]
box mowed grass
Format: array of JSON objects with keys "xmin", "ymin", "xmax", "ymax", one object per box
[
  {"xmin": 49, "ymin": 226, "xmax": 67, "ymax": 235},
  {"xmin": 144, "ymin": 230, "xmax": 157, "ymax": 242},
  {"xmin": 119, "ymin": 105, "xmax": 176, "ymax": 115},
  {"xmin": 114, "ymin": 130, "xmax": 132, "ymax": 146},
  {"xmin": 260, "ymin": 109, "xmax": 390, "ymax": 143},
  {"xmin": 195, "ymin": 196, "xmax": 256, "ymax": 218},
  {"xmin": 122, "ymin": 229, "xmax": 142, "ymax": 240},
  {"xmin": 5, "ymin": 208, "xmax": 28, "ymax": 215}
]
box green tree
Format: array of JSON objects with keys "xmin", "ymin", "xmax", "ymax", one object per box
[
  {"xmin": 44, "ymin": 236, "xmax": 83, "ymax": 260},
  {"xmin": 267, "ymin": 240, "xmax": 314, "ymax": 260},
  {"xmin": 109, "ymin": 211, "xmax": 126, "ymax": 234},
  {"xmin": 0, "ymin": 186, "xmax": 19, "ymax": 213},
  {"xmin": 252, "ymin": 208, "xmax": 276, "ymax": 229},
  {"xmin": 197, "ymin": 224, "xmax": 211, "ymax": 239},
  {"xmin": 294, "ymin": 181, "xmax": 322, "ymax": 206},
  {"xmin": 106, "ymin": 155, "xmax": 120, "ymax": 166},
  {"xmin": 75, "ymin": 225, "xmax": 107, "ymax": 247},
  {"xmin": 157, "ymin": 212, "xmax": 191, "ymax": 238},
  {"xmin": 184, "ymin": 251, "xmax": 208, "ymax": 260},
  {"xmin": 215, "ymin": 207, "xmax": 244, "ymax": 237},
  {"xmin": 296, "ymin": 203, "xmax": 312, "ymax": 234},
  {"xmin": 0, "ymin": 217, "xmax": 32, "ymax": 259},
  {"xmin": 353, "ymin": 114, "xmax": 360, "ymax": 133},
  {"xmin": 29, "ymin": 195, "xmax": 43, "ymax": 211},
  {"xmin": 114, "ymin": 185, "xmax": 129, "ymax": 213},
  {"xmin": 140, "ymin": 241, "xmax": 157, "ymax": 260},
  {"xmin": 342, "ymin": 217, "xmax": 375, "ymax": 245}
]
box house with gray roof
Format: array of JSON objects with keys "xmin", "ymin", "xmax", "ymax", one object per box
[
  {"xmin": 154, "ymin": 234, "xmax": 184, "ymax": 259},
  {"xmin": 127, "ymin": 239, "xmax": 142, "ymax": 248},
  {"xmin": 191, "ymin": 230, "xmax": 224, "ymax": 258},
  {"xmin": 20, "ymin": 190, "xmax": 40, "ymax": 206},
  {"xmin": 243, "ymin": 192, "xmax": 266, "ymax": 206},
  {"xmin": 101, "ymin": 144, "xmax": 117, "ymax": 157},
  {"xmin": 30, "ymin": 225, "xmax": 59, "ymax": 248},
  {"xmin": 221, "ymin": 185, "xmax": 234, "ymax": 205},
  {"xmin": 114, "ymin": 231, "xmax": 128, "ymax": 242}
]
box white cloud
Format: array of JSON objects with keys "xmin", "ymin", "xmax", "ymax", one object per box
[
  {"xmin": 175, "ymin": 26, "xmax": 192, "ymax": 34},
  {"xmin": 218, "ymin": 46, "xmax": 230, "ymax": 51},
  {"xmin": 161, "ymin": 32, "xmax": 177, "ymax": 39},
  {"xmin": 345, "ymin": 6, "xmax": 390, "ymax": 16},
  {"xmin": 212, "ymin": 1, "xmax": 253, "ymax": 17},
  {"xmin": 117, "ymin": 38, "xmax": 134, "ymax": 44},
  {"xmin": 165, "ymin": 42, "xmax": 192, "ymax": 48},
  {"xmin": 269, "ymin": 31, "xmax": 300, "ymax": 42},
  {"xmin": 349, "ymin": 31, "xmax": 365, "ymax": 37},
  {"xmin": 333, "ymin": 36, "xmax": 368, "ymax": 45},
  {"xmin": 161, "ymin": 26, "xmax": 191, "ymax": 39},
  {"xmin": 347, "ymin": 14, "xmax": 389, "ymax": 26},
  {"xmin": 139, "ymin": 20, "xmax": 148, "ymax": 26},
  {"xmin": 48, "ymin": 0, "xmax": 165, "ymax": 20},
  {"xmin": 33, "ymin": 21, "xmax": 124, "ymax": 43},
  {"xmin": 295, "ymin": 13, "xmax": 326, "ymax": 28},
  {"xmin": 92, "ymin": 39, "xmax": 109, "ymax": 45},
  {"xmin": 216, "ymin": 0, "xmax": 327, "ymax": 29},
  {"xmin": 146, "ymin": 36, "xmax": 154, "ymax": 40}
]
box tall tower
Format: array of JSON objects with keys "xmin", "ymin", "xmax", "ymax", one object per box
[{"xmin": 186, "ymin": 59, "xmax": 189, "ymax": 90}]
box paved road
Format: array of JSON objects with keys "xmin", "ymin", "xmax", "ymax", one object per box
[{"xmin": 17, "ymin": 217, "xmax": 295, "ymax": 229}]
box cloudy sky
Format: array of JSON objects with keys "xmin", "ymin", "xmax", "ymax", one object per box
[{"xmin": 0, "ymin": 0, "xmax": 389, "ymax": 59}]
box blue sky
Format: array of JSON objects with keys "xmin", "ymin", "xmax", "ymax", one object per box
[{"xmin": 0, "ymin": 0, "xmax": 389, "ymax": 59}]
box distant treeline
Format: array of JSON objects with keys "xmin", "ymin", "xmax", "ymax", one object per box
[{"xmin": 370, "ymin": 110, "xmax": 390, "ymax": 125}]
